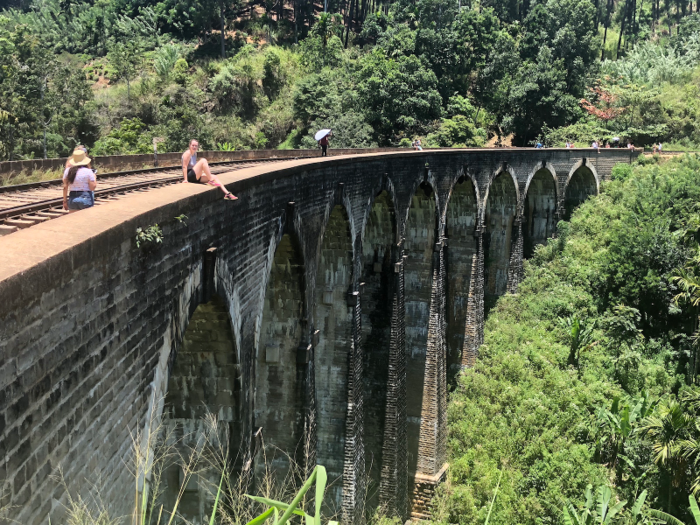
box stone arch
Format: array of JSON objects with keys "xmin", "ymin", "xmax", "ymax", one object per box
[
  {"xmin": 314, "ymin": 204, "xmax": 354, "ymax": 510},
  {"xmin": 483, "ymin": 169, "xmax": 518, "ymax": 313},
  {"xmin": 480, "ymin": 166, "xmax": 520, "ymax": 225},
  {"xmin": 160, "ymin": 294, "xmax": 240, "ymax": 523},
  {"xmin": 360, "ymin": 190, "xmax": 397, "ymax": 512},
  {"xmin": 522, "ymin": 166, "xmax": 558, "ymax": 259},
  {"xmin": 564, "ymin": 162, "xmax": 598, "ymax": 220},
  {"xmin": 254, "ymin": 232, "xmax": 306, "ymax": 484},
  {"xmin": 444, "ymin": 175, "xmax": 478, "ymax": 384},
  {"xmin": 360, "ymin": 179, "xmax": 400, "ymax": 253},
  {"xmin": 403, "ymin": 181, "xmax": 437, "ymax": 474}
]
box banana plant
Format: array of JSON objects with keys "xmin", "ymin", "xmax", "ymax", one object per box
[
  {"xmin": 562, "ymin": 485, "xmax": 627, "ymax": 525},
  {"xmin": 245, "ymin": 465, "xmax": 339, "ymax": 525},
  {"xmin": 651, "ymin": 494, "xmax": 700, "ymax": 525}
]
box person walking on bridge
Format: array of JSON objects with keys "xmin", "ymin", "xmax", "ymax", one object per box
[
  {"xmin": 319, "ymin": 133, "xmax": 330, "ymax": 156},
  {"xmin": 182, "ymin": 139, "xmax": 237, "ymax": 201},
  {"xmin": 62, "ymin": 148, "xmax": 96, "ymax": 212}
]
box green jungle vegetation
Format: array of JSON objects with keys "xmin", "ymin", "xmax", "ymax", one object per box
[
  {"xmin": 433, "ymin": 154, "xmax": 700, "ymax": 525},
  {"xmin": 2, "ymin": 0, "xmax": 700, "ymax": 160}
]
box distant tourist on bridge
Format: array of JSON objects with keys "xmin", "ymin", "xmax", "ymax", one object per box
[
  {"xmin": 591, "ymin": 140, "xmax": 599, "ymax": 152},
  {"xmin": 182, "ymin": 139, "xmax": 237, "ymax": 201},
  {"xmin": 318, "ymin": 133, "xmax": 331, "ymax": 156},
  {"xmin": 413, "ymin": 138, "xmax": 423, "ymax": 151},
  {"xmin": 62, "ymin": 148, "xmax": 96, "ymax": 212},
  {"xmin": 565, "ymin": 141, "xmax": 573, "ymax": 148}
]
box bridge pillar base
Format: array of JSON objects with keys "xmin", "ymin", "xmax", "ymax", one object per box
[{"xmin": 409, "ymin": 463, "xmax": 449, "ymax": 520}]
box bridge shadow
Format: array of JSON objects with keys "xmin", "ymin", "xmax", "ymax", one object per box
[
  {"xmin": 483, "ymin": 171, "xmax": 518, "ymax": 315},
  {"xmin": 565, "ymin": 165, "xmax": 597, "ymax": 220},
  {"xmin": 314, "ymin": 204, "xmax": 354, "ymax": 511},
  {"xmin": 403, "ymin": 182, "xmax": 437, "ymax": 477},
  {"xmin": 523, "ymin": 168, "xmax": 558, "ymax": 259},
  {"xmin": 361, "ymin": 190, "xmax": 396, "ymax": 513},
  {"xmin": 445, "ymin": 176, "xmax": 478, "ymax": 386}
]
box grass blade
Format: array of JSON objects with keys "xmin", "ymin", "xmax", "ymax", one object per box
[{"xmin": 484, "ymin": 470, "xmax": 503, "ymax": 525}]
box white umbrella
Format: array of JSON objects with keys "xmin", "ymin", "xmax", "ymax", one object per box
[{"xmin": 314, "ymin": 129, "xmax": 331, "ymax": 141}]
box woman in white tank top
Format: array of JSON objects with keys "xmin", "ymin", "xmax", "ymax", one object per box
[{"xmin": 182, "ymin": 139, "xmax": 237, "ymax": 201}]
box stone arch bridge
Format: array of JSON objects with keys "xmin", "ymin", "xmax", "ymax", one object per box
[{"xmin": 0, "ymin": 149, "xmax": 636, "ymax": 524}]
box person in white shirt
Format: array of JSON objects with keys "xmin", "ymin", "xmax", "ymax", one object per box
[{"xmin": 62, "ymin": 148, "xmax": 97, "ymax": 212}]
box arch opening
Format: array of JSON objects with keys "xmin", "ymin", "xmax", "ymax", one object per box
[
  {"xmin": 445, "ymin": 177, "xmax": 478, "ymax": 383},
  {"xmin": 314, "ymin": 205, "xmax": 354, "ymax": 510},
  {"xmin": 404, "ymin": 182, "xmax": 437, "ymax": 475},
  {"xmin": 254, "ymin": 233, "xmax": 306, "ymax": 485},
  {"xmin": 160, "ymin": 295, "xmax": 240, "ymax": 523},
  {"xmin": 361, "ymin": 191, "xmax": 396, "ymax": 512},
  {"xmin": 483, "ymin": 171, "xmax": 518, "ymax": 314},
  {"xmin": 523, "ymin": 169, "xmax": 557, "ymax": 259},
  {"xmin": 565, "ymin": 166, "xmax": 597, "ymax": 220}
]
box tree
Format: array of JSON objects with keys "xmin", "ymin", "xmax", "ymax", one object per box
[
  {"xmin": 108, "ymin": 40, "xmax": 141, "ymax": 102},
  {"xmin": 356, "ymin": 49, "xmax": 442, "ymax": 143},
  {"xmin": 640, "ymin": 400, "xmax": 694, "ymax": 512}
]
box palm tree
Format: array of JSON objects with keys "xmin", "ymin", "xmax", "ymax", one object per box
[
  {"xmin": 639, "ymin": 400, "xmax": 694, "ymax": 512},
  {"xmin": 672, "ymin": 211, "xmax": 700, "ymax": 383},
  {"xmin": 676, "ymin": 389, "xmax": 700, "ymax": 496}
]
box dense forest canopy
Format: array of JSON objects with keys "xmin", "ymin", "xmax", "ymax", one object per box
[{"xmin": 2, "ymin": 0, "xmax": 700, "ymax": 160}]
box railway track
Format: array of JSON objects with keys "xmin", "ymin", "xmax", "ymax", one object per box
[{"xmin": 0, "ymin": 159, "xmax": 284, "ymax": 236}]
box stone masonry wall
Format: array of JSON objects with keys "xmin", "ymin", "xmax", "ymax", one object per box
[
  {"xmin": 523, "ymin": 169, "xmax": 558, "ymax": 259},
  {"xmin": 483, "ymin": 170, "xmax": 519, "ymax": 313},
  {"xmin": 254, "ymin": 233, "xmax": 306, "ymax": 482},
  {"xmin": 361, "ymin": 191, "xmax": 396, "ymax": 512},
  {"xmin": 0, "ymin": 148, "xmax": 635, "ymax": 525},
  {"xmin": 314, "ymin": 205, "xmax": 354, "ymax": 512},
  {"xmin": 444, "ymin": 177, "xmax": 478, "ymax": 384}
]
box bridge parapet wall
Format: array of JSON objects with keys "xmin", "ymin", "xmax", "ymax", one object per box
[{"xmin": 0, "ymin": 149, "xmax": 635, "ymax": 524}]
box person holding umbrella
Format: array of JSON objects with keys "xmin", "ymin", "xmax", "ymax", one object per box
[{"xmin": 315, "ymin": 129, "xmax": 332, "ymax": 156}]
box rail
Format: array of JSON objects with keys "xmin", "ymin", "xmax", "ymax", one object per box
[{"xmin": 0, "ymin": 159, "xmax": 284, "ymax": 235}]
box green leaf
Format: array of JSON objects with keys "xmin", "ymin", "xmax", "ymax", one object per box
[
  {"xmin": 246, "ymin": 495, "xmax": 306, "ymax": 517},
  {"xmin": 607, "ymin": 499, "xmax": 627, "ymax": 521},
  {"xmin": 596, "ymin": 486, "xmax": 612, "ymax": 521},
  {"xmin": 245, "ymin": 507, "xmax": 276, "ymax": 525},
  {"xmin": 690, "ymin": 494, "xmax": 700, "ymax": 525},
  {"xmin": 208, "ymin": 462, "xmax": 226, "ymax": 525},
  {"xmin": 649, "ymin": 509, "xmax": 686, "ymax": 525},
  {"xmin": 315, "ymin": 465, "xmax": 328, "ymax": 525},
  {"xmin": 278, "ymin": 467, "xmax": 318, "ymax": 525},
  {"xmin": 484, "ymin": 470, "xmax": 503, "ymax": 525},
  {"xmin": 631, "ymin": 490, "xmax": 647, "ymax": 517},
  {"xmin": 562, "ymin": 505, "xmax": 574, "ymax": 525}
]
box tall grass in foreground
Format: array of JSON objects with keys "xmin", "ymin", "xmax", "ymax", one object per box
[{"xmin": 55, "ymin": 397, "xmax": 369, "ymax": 525}]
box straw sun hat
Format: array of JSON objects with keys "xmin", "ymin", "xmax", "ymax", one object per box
[{"xmin": 68, "ymin": 148, "xmax": 91, "ymax": 167}]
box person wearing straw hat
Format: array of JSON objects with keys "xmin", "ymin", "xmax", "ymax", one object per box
[
  {"xmin": 62, "ymin": 148, "xmax": 97, "ymax": 212},
  {"xmin": 65, "ymin": 145, "xmax": 88, "ymax": 169}
]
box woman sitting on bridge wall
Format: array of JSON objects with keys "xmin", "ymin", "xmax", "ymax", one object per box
[
  {"xmin": 182, "ymin": 139, "xmax": 237, "ymax": 201},
  {"xmin": 62, "ymin": 148, "xmax": 97, "ymax": 212}
]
